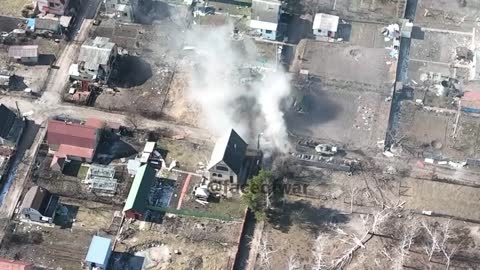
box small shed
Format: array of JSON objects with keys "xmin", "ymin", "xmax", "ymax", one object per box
[
  {"xmin": 85, "ymin": 236, "xmax": 112, "ymax": 270},
  {"xmin": 127, "ymin": 159, "xmax": 141, "ymax": 176},
  {"xmin": 313, "ymin": 13, "xmax": 339, "ymax": 37},
  {"xmin": 123, "ymin": 164, "xmax": 156, "ymax": 220},
  {"xmin": 8, "ymin": 45, "xmax": 39, "ymax": 64}
]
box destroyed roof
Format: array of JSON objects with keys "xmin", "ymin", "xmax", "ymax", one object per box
[
  {"xmin": 208, "ymin": 129, "xmax": 247, "ymax": 174},
  {"xmin": 313, "ymin": 13, "xmax": 339, "ymax": 31},
  {"xmin": 78, "ymin": 37, "xmax": 115, "ymax": 71},
  {"xmin": 251, "ymin": 0, "xmax": 280, "ymax": 24},
  {"xmin": 0, "ymin": 258, "xmax": 34, "ymax": 270},
  {"xmin": 8, "ymin": 45, "xmax": 38, "ymax": 58},
  {"xmin": 21, "ymin": 185, "xmax": 50, "ymax": 212},
  {"xmin": 123, "ymin": 164, "xmax": 156, "ymax": 214},
  {"xmin": 47, "ymin": 119, "xmax": 98, "ymax": 149}
]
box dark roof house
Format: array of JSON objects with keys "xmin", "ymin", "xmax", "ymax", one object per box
[
  {"xmin": 20, "ymin": 185, "xmax": 59, "ymax": 223},
  {"xmin": 207, "ymin": 129, "xmax": 248, "ymax": 174},
  {"xmin": 123, "ymin": 164, "xmax": 156, "ymax": 220},
  {"xmin": 0, "ymin": 104, "xmax": 25, "ymax": 147}
]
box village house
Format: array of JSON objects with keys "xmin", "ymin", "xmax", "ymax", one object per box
[
  {"xmin": 0, "ymin": 104, "xmax": 25, "ymax": 148},
  {"xmin": 0, "ymin": 70, "xmax": 12, "ymax": 89},
  {"xmin": 207, "ymin": 129, "xmax": 248, "ymax": 185},
  {"xmin": 69, "ymin": 37, "xmax": 117, "ymax": 83},
  {"xmin": 85, "ymin": 236, "xmax": 112, "ymax": 270},
  {"xmin": 104, "ymin": 0, "xmax": 134, "ymax": 22},
  {"xmin": 123, "ymin": 164, "xmax": 156, "ymax": 220},
  {"xmin": 250, "ymin": 0, "xmax": 281, "ymax": 40},
  {"xmin": 35, "ymin": 0, "xmax": 70, "ymax": 15},
  {"xmin": 47, "ymin": 118, "xmax": 102, "ymax": 165},
  {"xmin": 312, "ymin": 13, "xmax": 339, "ymax": 39},
  {"xmin": 8, "ymin": 45, "xmax": 39, "ymax": 64},
  {"xmin": 26, "ymin": 14, "xmax": 62, "ymax": 35},
  {"xmin": 20, "ymin": 185, "xmax": 59, "ymax": 224}
]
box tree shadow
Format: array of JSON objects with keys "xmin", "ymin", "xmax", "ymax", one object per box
[
  {"xmin": 268, "ymin": 199, "xmax": 349, "ymax": 234},
  {"xmin": 37, "ymin": 54, "xmax": 56, "ymax": 65}
]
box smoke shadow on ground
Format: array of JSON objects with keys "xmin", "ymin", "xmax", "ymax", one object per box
[
  {"xmin": 285, "ymin": 84, "xmax": 342, "ymax": 136},
  {"xmin": 110, "ymin": 55, "xmax": 152, "ymax": 88},
  {"xmin": 268, "ymin": 199, "xmax": 349, "ymax": 234},
  {"xmin": 134, "ymin": 0, "xmax": 171, "ymax": 24},
  {"xmin": 94, "ymin": 131, "xmax": 138, "ymax": 164}
]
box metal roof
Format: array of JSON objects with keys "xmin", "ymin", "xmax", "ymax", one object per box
[
  {"xmin": 123, "ymin": 164, "xmax": 156, "ymax": 214},
  {"xmin": 207, "ymin": 129, "xmax": 247, "ymax": 174},
  {"xmin": 85, "ymin": 236, "xmax": 111, "ymax": 265},
  {"xmin": 21, "ymin": 185, "xmax": 49, "ymax": 211},
  {"xmin": 47, "ymin": 119, "xmax": 98, "ymax": 149},
  {"xmin": 78, "ymin": 37, "xmax": 115, "ymax": 71},
  {"xmin": 313, "ymin": 13, "xmax": 339, "ymax": 31},
  {"xmin": 88, "ymin": 164, "xmax": 115, "ymax": 179},
  {"xmin": 8, "ymin": 45, "xmax": 38, "ymax": 58},
  {"xmin": 143, "ymin": 142, "xmax": 156, "ymax": 153},
  {"xmin": 251, "ymin": 0, "xmax": 280, "ymax": 24},
  {"xmin": 0, "ymin": 258, "xmax": 34, "ymax": 270}
]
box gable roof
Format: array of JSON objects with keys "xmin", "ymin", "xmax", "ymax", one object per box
[
  {"xmin": 78, "ymin": 37, "xmax": 115, "ymax": 71},
  {"xmin": 57, "ymin": 144, "xmax": 95, "ymax": 160},
  {"xmin": 21, "ymin": 185, "xmax": 50, "ymax": 212},
  {"xmin": 8, "ymin": 45, "xmax": 38, "ymax": 58},
  {"xmin": 47, "ymin": 119, "xmax": 98, "ymax": 149},
  {"xmin": 0, "ymin": 104, "xmax": 18, "ymax": 139},
  {"xmin": 313, "ymin": 13, "xmax": 339, "ymax": 31},
  {"xmin": 251, "ymin": 0, "xmax": 280, "ymax": 24},
  {"xmin": 208, "ymin": 129, "xmax": 247, "ymax": 174},
  {"xmin": 85, "ymin": 236, "xmax": 111, "ymax": 265},
  {"xmin": 123, "ymin": 164, "xmax": 156, "ymax": 214}
]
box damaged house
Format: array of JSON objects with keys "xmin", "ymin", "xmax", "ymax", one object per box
[
  {"xmin": 35, "ymin": 0, "xmax": 71, "ymax": 15},
  {"xmin": 69, "ymin": 37, "xmax": 117, "ymax": 83},
  {"xmin": 250, "ymin": 0, "xmax": 281, "ymax": 40},
  {"xmin": 20, "ymin": 185, "xmax": 59, "ymax": 224},
  {"xmin": 207, "ymin": 129, "xmax": 249, "ymax": 185},
  {"xmin": 104, "ymin": 0, "xmax": 134, "ymax": 22}
]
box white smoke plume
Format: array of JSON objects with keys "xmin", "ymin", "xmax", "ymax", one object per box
[{"xmin": 184, "ymin": 24, "xmax": 292, "ymax": 152}]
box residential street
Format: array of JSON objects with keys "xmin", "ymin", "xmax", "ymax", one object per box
[{"xmin": 0, "ymin": 18, "xmax": 213, "ymax": 244}]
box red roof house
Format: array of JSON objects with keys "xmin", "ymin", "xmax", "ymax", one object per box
[
  {"xmin": 0, "ymin": 258, "xmax": 34, "ymax": 270},
  {"xmin": 47, "ymin": 119, "xmax": 101, "ymax": 163}
]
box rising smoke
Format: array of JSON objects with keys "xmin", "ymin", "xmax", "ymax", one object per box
[{"xmin": 184, "ymin": 25, "xmax": 292, "ymax": 153}]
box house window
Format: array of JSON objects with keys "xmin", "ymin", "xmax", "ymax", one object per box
[
  {"xmin": 49, "ymin": 2, "xmax": 55, "ymax": 7},
  {"xmin": 217, "ymin": 174, "xmax": 223, "ymax": 178},
  {"xmin": 216, "ymin": 165, "xmax": 228, "ymax": 172},
  {"xmin": 230, "ymin": 176, "xmax": 234, "ymax": 184},
  {"xmin": 266, "ymin": 30, "xmax": 272, "ymax": 34},
  {"xmin": 212, "ymin": 173, "xmax": 217, "ymax": 176}
]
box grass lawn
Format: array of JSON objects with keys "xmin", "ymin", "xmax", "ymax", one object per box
[
  {"xmin": 207, "ymin": 198, "xmax": 246, "ymax": 219},
  {"xmin": 0, "ymin": 0, "xmax": 31, "ymax": 16},
  {"xmin": 77, "ymin": 165, "xmax": 90, "ymax": 179}
]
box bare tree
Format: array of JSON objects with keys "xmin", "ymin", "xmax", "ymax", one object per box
[
  {"xmin": 312, "ymin": 234, "xmax": 328, "ymax": 270},
  {"xmin": 258, "ymin": 238, "xmax": 276, "ymax": 270},
  {"xmin": 391, "ymin": 218, "xmax": 419, "ymax": 270},
  {"xmin": 287, "ymin": 255, "xmax": 301, "ymax": 270},
  {"xmin": 349, "ymin": 185, "xmax": 359, "ymax": 214},
  {"xmin": 421, "ymin": 221, "xmax": 440, "ymax": 262}
]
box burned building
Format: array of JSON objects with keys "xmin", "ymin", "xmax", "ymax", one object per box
[
  {"xmin": 104, "ymin": 0, "xmax": 134, "ymax": 22},
  {"xmin": 20, "ymin": 185, "xmax": 59, "ymax": 224},
  {"xmin": 69, "ymin": 37, "xmax": 117, "ymax": 83},
  {"xmin": 207, "ymin": 129, "xmax": 248, "ymax": 185}
]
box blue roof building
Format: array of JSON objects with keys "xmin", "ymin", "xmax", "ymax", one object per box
[{"xmin": 85, "ymin": 236, "xmax": 112, "ymax": 270}]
